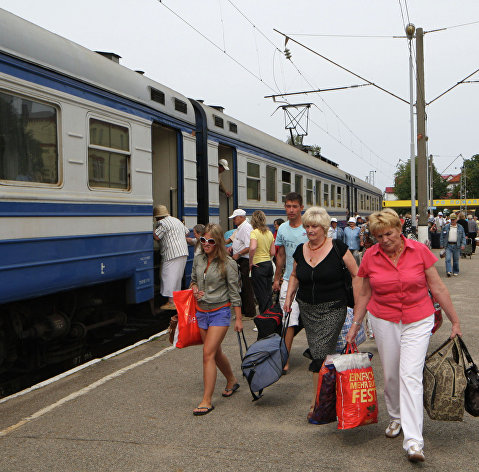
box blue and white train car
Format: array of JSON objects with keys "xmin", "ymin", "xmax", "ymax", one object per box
[
  {"xmin": 0, "ymin": 9, "xmax": 198, "ymax": 368},
  {"xmin": 192, "ymin": 101, "xmax": 382, "ymax": 230}
]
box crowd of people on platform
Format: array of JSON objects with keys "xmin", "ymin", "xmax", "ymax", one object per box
[{"xmin": 152, "ymin": 192, "xmax": 466, "ymax": 463}]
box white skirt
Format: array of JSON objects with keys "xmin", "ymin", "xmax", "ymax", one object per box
[{"xmin": 160, "ymin": 255, "xmax": 187, "ymax": 297}]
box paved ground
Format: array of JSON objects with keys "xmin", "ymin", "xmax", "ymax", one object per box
[{"xmin": 0, "ymin": 248, "xmax": 478, "ymax": 472}]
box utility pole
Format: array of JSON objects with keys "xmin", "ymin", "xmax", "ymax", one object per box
[
  {"xmin": 416, "ymin": 27, "xmax": 429, "ymax": 243},
  {"xmin": 406, "ymin": 23, "xmax": 416, "ymax": 228},
  {"xmin": 429, "ymin": 155, "xmax": 434, "ymax": 209}
]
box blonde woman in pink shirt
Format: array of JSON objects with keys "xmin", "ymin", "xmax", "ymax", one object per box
[{"xmin": 346, "ymin": 209, "xmax": 462, "ymax": 464}]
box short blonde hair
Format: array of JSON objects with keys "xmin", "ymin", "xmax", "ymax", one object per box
[
  {"xmin": 368, "ymin": 209, "xmax": 402, "ymax": 236},
  {"xmin": 302, "ymin": 206, "xmax": 330, "ymax": 234}
]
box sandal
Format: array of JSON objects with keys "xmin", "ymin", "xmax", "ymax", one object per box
[
  {"xmin": 193, "ymin": 405, "xmax": 215, "ymax": 416},
  {"xmin": 222, "ymin": 383, "xmax": 240, "ymax": 397}
]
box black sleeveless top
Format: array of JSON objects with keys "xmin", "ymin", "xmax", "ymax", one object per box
[{"xmin": 293, "ymin": 239, "xmax": 348, "ymax": 304}]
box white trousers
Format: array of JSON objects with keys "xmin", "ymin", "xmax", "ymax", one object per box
[
  {"xmin": 369, "ymin": 313, "xmax": 434, "ymax": 451},
  {"xmin": 279, "ymin": 279, "xmax": 300, "ymax": 327},
  {"xmin": 160, "ymin": 255, "xmax": 187, "ymax": 298}
]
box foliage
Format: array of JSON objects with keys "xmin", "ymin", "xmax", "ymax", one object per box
[
  {"xmin": 462, "ymin": 154, "xmax": 479, "ymax": 197},
  {"xmin": 394, "ymin": 158, "xmax": 448, "ymax": 200}
]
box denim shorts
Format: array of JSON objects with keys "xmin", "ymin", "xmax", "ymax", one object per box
[{"xmin": 196, "ymin": 305, "xmax": 232, "ymax": 330}]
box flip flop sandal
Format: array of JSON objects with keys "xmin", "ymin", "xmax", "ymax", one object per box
[
  {"xmin": 193, "ymin": 405, "xmax": 215, "ymax": 416},
  {"xmin": 222, "ymin": 383, "xmax": 240, "ymax": 397}
]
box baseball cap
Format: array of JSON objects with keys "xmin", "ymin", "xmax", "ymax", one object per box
[
  {"xmin": 438, "ymin": 212, "xmax": 443, "ymax": 215},
  {"xmin": 450, "ymin": 213, "xmax": 457, "ymax": 219},
  {"xmin": 348, "ymin": 217, "xmax": 356, "ymax": 223},
  {"xmin": 229, "ymin": 209, "xmax": 246, "ymax": 219},
  {"xmin": 218, "ymin": 159, "xmax": 230, "ymax": 171},
  {"xmin": 331, "ymin": 217, "xmax": 338, "ymax": 223}
]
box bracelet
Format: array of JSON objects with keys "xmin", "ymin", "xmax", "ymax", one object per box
[{"xmin": 352, "ymin": 321, "xmax": 361, "ymax": 327}]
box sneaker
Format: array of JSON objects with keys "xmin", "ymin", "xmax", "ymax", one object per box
[
  {"xmin": 447, "ymin": 272, "xmax": 452, "ymax": 277},
  {"xmin": 407, "ymin": 445, "xmax": 425, "ymax": 462},
  {"xmin": 385, "ymin": 420, "xmax": 401, "ymax": 438},
  {"xmin": 453, "ymin": 273, "xmax": 459, "ymax": 276}
]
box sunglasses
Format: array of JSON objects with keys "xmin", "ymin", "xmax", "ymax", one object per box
[{"xmin": 200, "ymin": 237, "xmax": 216, "ymax": 245}]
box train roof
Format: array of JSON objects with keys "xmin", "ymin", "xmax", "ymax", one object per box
[
  {"xmin": 0, "ymin": 8, "xmax": 196, "ymax": 126},
  {"xmin": 195, "ymin": 101, "xmax": 381, "ymax": 194}
]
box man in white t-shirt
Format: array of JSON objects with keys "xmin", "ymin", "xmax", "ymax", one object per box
[{"xmin": 273, "ymin": 192, "xmax": 308, "ymax": 373}]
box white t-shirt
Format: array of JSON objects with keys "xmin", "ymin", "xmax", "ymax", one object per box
[{"xmin": 448, "ymin": 226, "xmax": 458, "ymax": 243}]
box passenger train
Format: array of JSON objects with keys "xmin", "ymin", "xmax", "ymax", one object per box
[{"xmin": 0, "ymin": 9, "xmax": 382, "ymax": 373}]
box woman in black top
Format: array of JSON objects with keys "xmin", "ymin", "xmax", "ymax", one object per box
[{"xmin": 283, "ymin": 207, "xmax": 359, "ymax": 419}]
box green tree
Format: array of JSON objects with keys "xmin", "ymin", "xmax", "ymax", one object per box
[
  {"xmin": 394, "ymin": 158, "xmax": 448, "ymax": 200},
  {"xmin": 463, "ymin": 154, "xmax": 479, "ymax": 197}
]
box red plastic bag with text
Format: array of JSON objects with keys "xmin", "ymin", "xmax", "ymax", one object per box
[
  {"xmin": 334, "ymin": 343, "xmax": 378, "ymax": 430},
  {"xmin": 172, "ymin": 289, "xmax": 203, "ymax": 348}
]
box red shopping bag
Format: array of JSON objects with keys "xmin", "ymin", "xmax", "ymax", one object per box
[
  {"xmin": 334, "ymin": 343, "xmax": 378, "ymax": 430},
  {"xmin": 309, "ymin": 355, "xmax": 339, "ymax": 425},
  {"xmin": 172, "ymin": 289, "xmax": 203, "ymax": 348}
]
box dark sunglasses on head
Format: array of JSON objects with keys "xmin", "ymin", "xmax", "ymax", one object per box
[{"xmin": 200, "ymin": 237, "xmax": 216, "ymax": 245}]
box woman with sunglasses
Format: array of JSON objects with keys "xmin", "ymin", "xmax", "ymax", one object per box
[{"xmin": 190, "ymin": 223, "xmax": 243, "ymax": 416}]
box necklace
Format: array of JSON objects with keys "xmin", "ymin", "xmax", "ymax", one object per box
[
  {"xmin": 390, "ymin": 241, "xmax": 404, "ymax": 265},
  {"xmin": 308, "ymin": 238, "xmax": 327, "ymax": 262}
]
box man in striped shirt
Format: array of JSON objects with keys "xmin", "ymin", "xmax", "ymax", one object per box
[{"xmin": 153, "ymin": 205, "xmax": 189, "ymax": 310}]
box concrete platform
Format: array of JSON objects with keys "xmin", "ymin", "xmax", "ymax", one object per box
[{"xmin": 0, "ymin": 248, "xmax": 478, "ymax": 471}]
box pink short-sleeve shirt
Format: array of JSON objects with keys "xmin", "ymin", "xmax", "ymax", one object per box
[{"xmin": 358, "ymin": 236, "xmax": 438, "ymax": 323}]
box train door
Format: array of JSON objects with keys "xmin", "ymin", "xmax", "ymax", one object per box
[
  {"xmin": 151, "ymin": 123, "xmax": 180, "ymax": 302},
  {"xmin": 218, "ymin": 143, "xmax": 236, "ymax": 231},
  {"xmin": 151, "ymin": 123, "xmax": 179, "ymax": 216}
]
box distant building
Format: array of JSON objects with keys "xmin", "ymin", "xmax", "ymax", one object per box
[
  {"xmin": 384, "ymin": 186, "xmax": 398, "ymax": 201},
  {"xmin": 442, "ymin": 174, "xmax": 461, "ymax": 197}
]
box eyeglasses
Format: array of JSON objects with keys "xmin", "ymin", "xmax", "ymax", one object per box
[
  {"xmin": 155, "ymin": 217, "xmax": 161, "ymax": 221},
  {"xmin": 200, "ymin": 237, "xmax": 216, "ymax": 245}
]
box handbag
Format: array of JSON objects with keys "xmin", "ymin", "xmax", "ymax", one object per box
[
  {"xmin": 309, "ymin": 354, "xmax": 340, "ymax": 424},
  {"xmin": 332, "ymin": 240, "xmax": 354, "ymax": 307},
  {"xmin": 336, "ymin": 307, "xmax": 366, "ymax": 353},
  {"xmin": 172, "ymin": 289, "xmax": 203, "ymax": 348},
  {"xmin": 423, "ymin": 336, "xmax": 467, "ymax": 421},
  {"xmin": 457, "ymin": 337, "xmax": 479, "ymax": 417},
  {"xmin": 334, "ymin": 343, "xmax": 378, "ymax": 430}
]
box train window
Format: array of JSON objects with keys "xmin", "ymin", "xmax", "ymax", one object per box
[
  {"xmin": 266, "ymin": 165, "xmax": 277, "ymax": 202},
  {"xmin": 214, "ymin": 115, "xmax": 224, "ymax": 128},
  {"xmin": 337, "ymin": 186, "xmax": 342, "ymax": 208},
  {"xmin": 150, "ymin": 87, "xmax": 165, "ymax": 105},
  {"xmin": 306, "ymin": 179, "xmax": 313, "ymax": 205},
  {"xmin": 360, "ymin": 193, "xmax": 365, "ymax": 210},
  {"xmin": 366, "ymin": 195, "xmax": 370, "ymax": 211},
  {"xmin": 0, "ymin": 91, "xmax": 59, "ymax": 184},
  {"xmin": 281, "ymin": 170, "xmax": 291, "ymax": 202},
  {"xmin": 174, "ymin": 98, "xmax": 187, "ymax": 114},
  {"xmin": 323, "ymin": 183, "xmax": 329, "ymax": 207},
  {"xmin": 315, "ymin": 180, "xmax": 321, "ymax": 206},
  {"xmin": 295, "ymin": 175, "xmax": 303, "ymax": 197},
  {"xmin": 228, "ymin": 122, "xmax": 238, "ymax": 133},
  {"xmin": 88, "ymin": 118, "xmax": 130, "ymax": 190},
  {"xmin": 331, "ymin": 184, "xmax": 336, "ymax": 207},
  {"xmin": 247, "ymin": 162, "xmax": 260, "ymax": 200}
]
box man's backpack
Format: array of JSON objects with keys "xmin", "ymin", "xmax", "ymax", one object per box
[{"xmin": 238, "ymin": 312, "xmax": 290, "ymax": 401}]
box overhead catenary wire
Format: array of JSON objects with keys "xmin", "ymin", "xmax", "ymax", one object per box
[
  {"xmin": 428, "ymin": 68, "xmax": 479, "ymax": 105},
  {"xmin": 157, "ymin": 0, "xmax": 393, "ymax": 179}
]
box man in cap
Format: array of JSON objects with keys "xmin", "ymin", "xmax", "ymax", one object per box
[
  {"xmin": 153, "ymin": 205, "xmax": 189, "ymax": 310},
  {"xmin": 327, "ymin": 217, "xmax": 344, "ymax": 240},
  {"xmin": 440, "ymin": 212, "xmax": 466, "ymax": 277},
  {"xmin": 229, "ymin": 209, "xmax": 256, "ymax": 316},
  {"xmin": 435, "ymin": 212, "xmax": 446, "ymax": 232},
  {"xmin": 343, "ymin": 217, "xmax": 362, "ymax": 265},
  {"xmin": 218, "ymin": 159, "xmax": 232, "ymax": 198}
]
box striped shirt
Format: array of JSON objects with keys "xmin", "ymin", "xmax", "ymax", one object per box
[{"xmin": 154, "ymin": 216, "xmax": 189, "ymax": 262}]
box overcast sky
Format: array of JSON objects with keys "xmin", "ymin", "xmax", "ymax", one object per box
[{"xmin": 3, "ymin": 0, "xmax": 478, "ymax": 191}]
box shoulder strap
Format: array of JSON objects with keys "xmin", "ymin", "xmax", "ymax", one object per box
[{"xmin": 237, "ymin": 330, "xmax": 249, "ymax": 361}]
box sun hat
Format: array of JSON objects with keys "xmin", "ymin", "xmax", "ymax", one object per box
[
  {"xmin": 438, "ymin": 212, "xmax": 443, "ymax": 215},
  {"xmin": 331, "ymin": 217, "xmax": 338, "ymax": 223},
  {"xmin": 153, "ymin": 204, "xmax": 169, "ymax": 218},
  {"xmin": 348, "ymin": 217, "xmax": 356, "ymax": 223},
  {"xmin": 219, "ymin": 159, "xmax": 230, "ymax": 171},
  {"xmin": 229, "ymin": 208, "xmax": 246, "ymax": 219}
]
